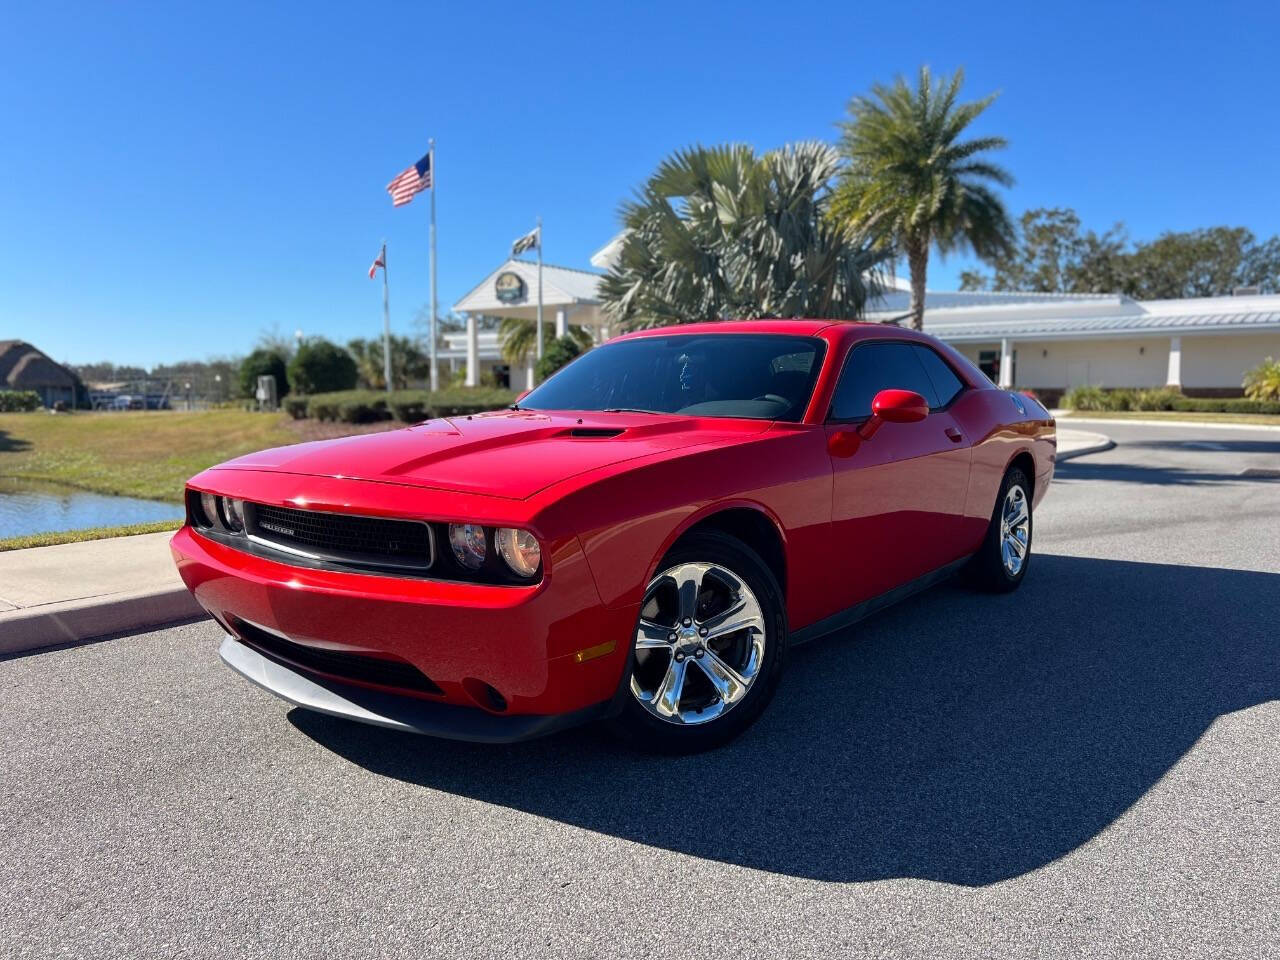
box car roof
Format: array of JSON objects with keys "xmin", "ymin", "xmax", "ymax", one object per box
[{"xmin": 611, "ymin": 319, "xmax": 848, "ymax": 340}]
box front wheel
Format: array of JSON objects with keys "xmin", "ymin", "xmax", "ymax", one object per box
[
  {"xmin": 610, "ymin": 531, "xmax": 786, "ymax": 753},
  {"xmin": 968, "ymin": 466, "xmax": 1033, "ymax": 592}
]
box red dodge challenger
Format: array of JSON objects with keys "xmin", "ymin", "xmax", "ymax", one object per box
[{"xmin": 172, "ymin": 321, "xmax": 1055, "ymax": 751}]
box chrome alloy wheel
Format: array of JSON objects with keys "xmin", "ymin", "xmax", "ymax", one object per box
[
  {"xmin": 629, "ymin": 562, "xmax": 767, "ymax": 725},
  {"xmin": 1000, "ymin": 483, "xmax": 1031, "ymax": 576}
]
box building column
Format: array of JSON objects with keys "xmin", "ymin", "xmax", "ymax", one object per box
[
  {"xmin": 998, "ymin": 338, "xmax": 1014, "ymax": 388},
  {"xmin": 555, "ymin": 307, "xmax": 568, "ymax": 339},
  {"xmin": 465, "ymin": 314, "xmax": 478, "ymax": 387},
  {"xmin": 525, "ymin": 363, "xmax": 534, "ymax": 390},
  {"xmin": 1166, "ymin": 336, "xmax": 1182, "ymax": 388}
]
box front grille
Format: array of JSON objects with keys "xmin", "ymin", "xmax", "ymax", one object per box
[
  {"xmin": 233, "ymin": 619, "xmax": 442, "ymax": 696},
  {"xmin": 248, "ymin": 503, "xmax": 433, "ymax": 572}
]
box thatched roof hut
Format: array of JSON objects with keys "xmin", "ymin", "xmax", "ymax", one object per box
[{"xmin": 0, "ymin": 340, "xmax": 78, "ymax": 407}]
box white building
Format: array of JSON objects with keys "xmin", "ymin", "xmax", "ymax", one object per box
[
  {"xmin": 865, "ymin": 288, "xmax": 1280, "ymax": 400},
  {"xmin": 450, "ymin": 258, "xmax": 610, "ymax": 391},
  {"xmin": 451, "ymin": 241, "xmax": 1280, "ymax": 400}
]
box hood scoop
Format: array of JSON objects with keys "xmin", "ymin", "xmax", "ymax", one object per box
[{"xmin": 564, "ymin": 427, "xmax": 626, "ymax": 439}]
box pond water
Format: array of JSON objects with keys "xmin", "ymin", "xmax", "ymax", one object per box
[{"xmin": 0, "ymin": 479, "xmax": 185, "ymax": 539}]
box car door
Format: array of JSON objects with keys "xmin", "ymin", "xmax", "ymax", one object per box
[{"xmin": 824, "ymin": 340, "xmax": 974, "ymax": 606}]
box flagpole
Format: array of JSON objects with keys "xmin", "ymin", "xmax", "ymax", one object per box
[
  {"xmin": 428, "ymin": 139, "xmax": 439, "ymax": 393},
  {"xmin": 535, "ymin": 216, "xmax": 543, "ymax": 382},
  {"xmin": 380, "ymin": 241, "xmax": 392, "ymax": 393}
]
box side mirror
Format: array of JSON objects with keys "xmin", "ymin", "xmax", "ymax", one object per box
[{"xmin": 858, "ymin": 388, "xmax": 929, "ymax": 440}]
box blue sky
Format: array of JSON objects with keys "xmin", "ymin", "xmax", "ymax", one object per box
[{"xmin": 3, "ymin": 0, "xmax": 1278, "ymax": 367}]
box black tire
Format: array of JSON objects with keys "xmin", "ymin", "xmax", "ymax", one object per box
[
  {"xmin": 968, "ymin": 465, "xmax": 1033, "ymax": 593},
  {"xmin": 609, "ymin": 530, "xmax": 787, "ymax": 753}
]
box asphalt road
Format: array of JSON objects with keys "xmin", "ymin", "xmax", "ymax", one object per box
[{"xmin": 3, "ymin": 422, "xmax": 1278, "ymax": 959}]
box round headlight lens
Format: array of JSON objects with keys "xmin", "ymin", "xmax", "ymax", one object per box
[
  {"xmin": 221, "ymin": 497, "xmax": 246, "ymax": 533},
  {"xmin": 496, "ymin": 527, "xmax": 541, "ymax": 578},
  {"xmin": 198, "ymin": 492, "xmax": 219, "ymax": 528},
  {"xmin": 448, "ymin": 523, "xmax": 487, "ymax": 570}
]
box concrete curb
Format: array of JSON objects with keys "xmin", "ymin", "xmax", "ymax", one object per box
[
  {"xmin": 0, "ymin": 586, "xmax": 204, "ymax": 658},
  {"xmin": 1056, "ymin": 415, "xmax": 1280, "ymax": 433},
  {"xmin": 1056, "ymin": 432, "xmax": 1116, "ymax": 462}
]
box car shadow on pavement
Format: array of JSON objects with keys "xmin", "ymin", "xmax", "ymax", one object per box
[{"xmin": 291, "ymin": 553, "xmax": 1280, "ymax": 887}]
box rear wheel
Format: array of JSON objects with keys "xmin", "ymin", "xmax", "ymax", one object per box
[
  {"xmin": 969, "ymin": 466, "xmax": 1033, "ymax": 592},
  {"xmin": 610, "ymin": 531, "xmax": 785, "ymax": 753}
]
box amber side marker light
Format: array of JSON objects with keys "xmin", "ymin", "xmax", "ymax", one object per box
[{"xmin": 573, "ymin": 639, "xmax": 616, "ymax": 664}]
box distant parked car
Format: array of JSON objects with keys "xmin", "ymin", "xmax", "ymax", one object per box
[{"xmin": 172, "ymin": 321, "xmax": 1056, "ymax": 751}]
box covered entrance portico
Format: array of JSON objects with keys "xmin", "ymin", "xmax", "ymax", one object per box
[{"xmin": 451, "ymin": 259, "xmax": 608, "ymax": 389}]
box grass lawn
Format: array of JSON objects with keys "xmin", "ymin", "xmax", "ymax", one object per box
[
  {"xmin": 1057, "ymin": 410, "xmax": 1280, "ymax": 426},
  {"xmin": 0, "ymin": 409, "xmax": 319, "ymax": 503},
  {"xmin": 0, "ymin": 520, "xmax": 182, "ymax": 552}
]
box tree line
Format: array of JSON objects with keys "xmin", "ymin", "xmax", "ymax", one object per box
[{"xmin": 958, "ymin": 210, "xmax": 1279, "ymax": 298}]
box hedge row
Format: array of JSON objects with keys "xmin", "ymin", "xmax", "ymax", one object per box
[
  {"xmin": 1170, "ymin": 397, "xmax": 1280, "ymax": 415},
  {"xmin": 0, "ymin": 390, "xmax": 42, "ymax": 412},
  {"xmin": 1061, "ymin": 385, "xmax": 1183, "ymax": 412},
  {"xmin": 1062, "ymin": 385, "xmax": 1280, "ymax": 415},
  {"xmin": 284, "ymin": 388, "xmax": 517, "ymax": 424}
]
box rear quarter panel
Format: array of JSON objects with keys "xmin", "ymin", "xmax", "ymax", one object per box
[{"xmin": 951, "ymin": 390, "xmax": 1056, "ymax": 547}]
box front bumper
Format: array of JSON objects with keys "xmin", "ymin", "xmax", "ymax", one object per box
[
  {"xmin": 220, "ymin": 634, "xmax": 607, "ymax": 742},
  {"xmin": 171, "ymin": 525, "xmax": 637, "ymax": 723}
]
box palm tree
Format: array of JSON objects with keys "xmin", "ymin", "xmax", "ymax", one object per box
[
  {"xmin": 599, "ymin": 142, "xmax": 888, "ymax": 328},
  {"xmin": 830, "ymin": 66, "xmax": 1016, "ymax": 330},
  {"xmin": 497, "ymin": 318, "xmax": 593, "ymax": 369},
  {"xmin": 346, "ymin": 335, "xmax": 429, "ymax": 390}
]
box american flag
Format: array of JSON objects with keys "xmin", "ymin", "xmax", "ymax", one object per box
[
  {"xmin": 386, "ymin": 151, "xmax": 432, "ymax": 207},
  {"xmin": 368, "ymin": 245, "xmax": 385, "ymax": 279}
]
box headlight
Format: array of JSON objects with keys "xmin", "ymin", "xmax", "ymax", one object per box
[
  {"xmin": 198, "ymin": 492, "xmax": 220, "ymax": 528},
  {"xmin": 448, "ymin": 523, "xmax": 487, "ymax": 570},
  {"xmin": 221, "ymin": 498, "xmax": 246, "ymax": 533},
  {"xmin": 495, "ymin": 527, "xmax": 541, "ymax": 578}
]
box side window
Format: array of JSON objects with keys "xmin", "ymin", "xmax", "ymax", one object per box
[
  {"xmin": 829, "ymin": 342, "xmax": 939, "ymax": 420},
  {"xmin": 912, "ymin": 345, "xmax": 965, "ymax": 409}
]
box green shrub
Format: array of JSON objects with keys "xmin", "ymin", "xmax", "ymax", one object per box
[
  {"xmin": 1133, "ymin": 387, "xmax": 1182, "ymax": 411},
  {"xmin": 239, "ymin": 349, "xmax": 290, "ymax": 400},
  {"xmin": 387, "ymin": 390, "xmax": 431, "ymax": 423},
  {"xmin": 1102, "ymin": 388, "xmax": 1137, "ymax": 411},
  {"xmin": 0, "ymin": 390, "xmax": 42, "ymax": 412},
  {"xmin": 288, "ymin": 338, "xmax": 358, "ymax": 395},
  {"xmin": 301, "ymin": 388, "xmax": 516, "ymax": 424},
  {"xmin": 1062, "ymin": 385, "xmax": 1107, "ymax": 410},
  {"xmin": 282, "ymin": 396, "xmax": 310, "ymax": 419},
  {"xmin": 1243, "ymin": 357, "xmax": 1280, "ymax": 402},
  {"xmin": 535, "ymin": 336, "xmax": 582, "ymax": 382},
  {"xmin": 1171, "ymin": 397, "xmax": 1280, "ymax": 415},
  {"xmin": 338, "ymin": 395, "xmax": 390, "ymax": 424}
]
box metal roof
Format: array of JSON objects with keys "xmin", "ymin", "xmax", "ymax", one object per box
[
  {"xmin": 867, "ymin": 289, "xmax": 1130, "ymax": 314},
  {"xmin": 926, "ymin": 309, "xmax": 1280, "ymax": 342}
]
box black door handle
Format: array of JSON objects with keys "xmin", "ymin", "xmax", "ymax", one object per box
[{"xmin": 945, "ymin": 426, "xmax": 963, "ymax": 443}]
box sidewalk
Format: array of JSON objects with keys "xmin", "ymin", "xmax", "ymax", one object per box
[
  {"xmin": 0, "ymin": 532, "xmax": 202, "ymax": 657},
  {"xmin": 1053, "ymin": 410, "xmax": 1280, "ymax": 433}
]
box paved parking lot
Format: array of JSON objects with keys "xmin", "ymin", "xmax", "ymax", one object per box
[{"xmin": 2, "ymin": 422, "xmax": 1277, "ymax": 959}]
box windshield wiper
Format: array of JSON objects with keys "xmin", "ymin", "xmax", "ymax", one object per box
[{"xmin": 601, "ymin": 407, "xmax": 664, "ymax": 415}]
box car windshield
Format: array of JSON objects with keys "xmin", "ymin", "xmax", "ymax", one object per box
[{"xmin": 519, "ymin": 334, "xmax": 826, "ymax": 422}]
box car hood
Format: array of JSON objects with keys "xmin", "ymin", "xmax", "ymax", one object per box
[{"xmin": 211, "ymin": 410, "xmax": 772, "ymax": 500}]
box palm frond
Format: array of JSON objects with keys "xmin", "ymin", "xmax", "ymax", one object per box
[{"xmin": 828, "ymin": 65, "xmax": 1014, "ymax": 328}]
